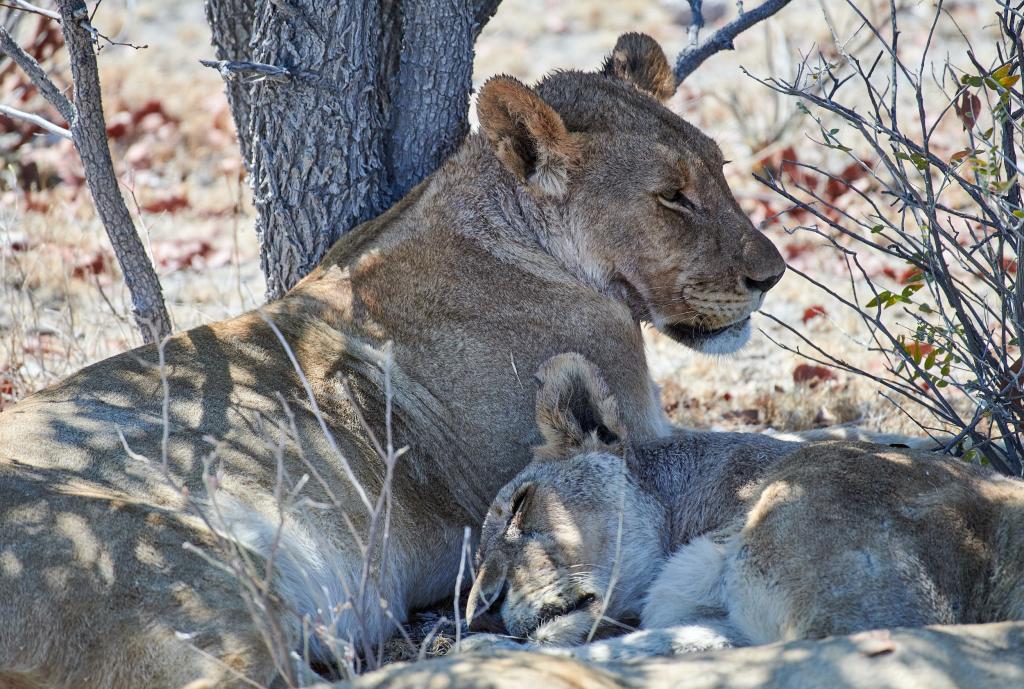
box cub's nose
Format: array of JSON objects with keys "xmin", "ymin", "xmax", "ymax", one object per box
[
  {"xmin": 467, "ymin": 579, "xmax": 509, "ymax": 634},
  {"xmin": 744, "ymin": 268, "xmax": 785, "ymax": 294},
  {"xmin": 467, "ymin": 609, "xmax": 509, "ymax": 634}
]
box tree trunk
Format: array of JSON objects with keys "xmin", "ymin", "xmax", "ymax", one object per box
[
  {"xmin": 385, "ymin": 0, "xmax": 473, "ymax": 194},
  {"xmin": 205, "ymin": 0, "xmax": 260, "ymax": 166},
  {"xmin": 205, "ymin": 0, "xmax": 501, "ymax": 299}
]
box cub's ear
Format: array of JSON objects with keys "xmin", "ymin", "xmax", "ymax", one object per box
[
  {"xmin": 508, "ymin": 482, "xmax": 536, "ymax": 529},
  {"xmin": 602, "ymin": 32, "xmax": 676, "ymax": 101},
  {"xmin": 534, "ymin": 353, "xmax": 626, "ymax": 459},
  {"xmin": 477, "ymin": 76, "xmax": 580, "ymax": 197}
]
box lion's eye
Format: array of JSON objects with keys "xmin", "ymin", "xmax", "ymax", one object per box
[{"xmin": 658, "ymin": 189, "xmax": 697, "ymax": 212}]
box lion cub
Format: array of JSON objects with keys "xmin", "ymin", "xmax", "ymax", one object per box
[{"xmin": 466, "ymin": 354, "xmax": 1024, "ymax": 655}]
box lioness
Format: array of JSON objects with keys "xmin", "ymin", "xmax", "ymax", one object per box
[
  {"xmin": 467, "ymin": 354, "xmax": 1024, "ymax": 656},
  {"xmin": 0, "ymin": 34, "xmax": 784, "ymax": 688}
]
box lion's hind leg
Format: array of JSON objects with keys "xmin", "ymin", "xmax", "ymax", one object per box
[{"xmin": 0, "ymin": 472, "xmax": 292, "ymax": 689}]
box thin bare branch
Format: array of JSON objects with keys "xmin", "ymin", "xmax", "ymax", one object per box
[
  {"xmin": 1, "ymin": 0, "xmax": 60, "ymax": 21},
  {"xmin": 750, "ymin": 0, "xmax": 1023, "ymax": 474},
  {"xmin": 687, "ymin": 0, "xmax": 705, "ymax": 50},
  {"xmin": 56, "ymin": 0, "xmax": 172, "ymax": 342},
  {"xmin": 0, "ymin": 102, "xmax": 71, "ymax": 138},
  {"xmin": 0, "ymin": 24, "xmax": 74, "ymax": 122},
  {"xmin": 256, "ymin": 311, "xmax": 373, "ymax": 513},
  {"xmin": 674, "ymin": 0, "xmax": 793, "ymax": 82}
]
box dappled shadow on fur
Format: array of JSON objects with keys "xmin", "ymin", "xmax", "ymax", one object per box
[
  {"xmin": 343, "ymin": 622, "xmax": 1024, "ymax": 689},
  {"xmin": 0, "ymin": 464, "xmax": 284, "ymax": 688}
]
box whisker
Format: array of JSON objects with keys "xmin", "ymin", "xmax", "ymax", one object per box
[{"xmin": 598, "ymin": 615, "xmax": 638, "ymax": 633}]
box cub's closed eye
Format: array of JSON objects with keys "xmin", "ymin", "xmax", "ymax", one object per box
[{"xmin": 658, "ymin": 189, "xmax": 697, "ymax": 212}]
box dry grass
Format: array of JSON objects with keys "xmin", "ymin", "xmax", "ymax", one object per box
[{"xmin": 0, "ymin": 0, "xmax": 998, "ymax": 434}]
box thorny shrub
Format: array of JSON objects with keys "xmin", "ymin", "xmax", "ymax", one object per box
[{"xmin": 755, "ymin": 0, "xmax": 1024, "ymax": 475}]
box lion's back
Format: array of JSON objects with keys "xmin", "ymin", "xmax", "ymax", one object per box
[{"xmin": 737, "ymin": 441, "xmax": 1024, "ymax": 636}]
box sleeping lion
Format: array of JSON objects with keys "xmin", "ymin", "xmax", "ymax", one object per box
[{"xmin": 466, "ymin": 354, "xmax": 1024, "ymax": 659}]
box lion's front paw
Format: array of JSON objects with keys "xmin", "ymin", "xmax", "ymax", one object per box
[
  {"xmin": 452, "ymin": 633, "xmax": 525, "ymax": 655},
  {"xmin": 528, "ymin": 610, "xmax": 596, "ymax": 647}
]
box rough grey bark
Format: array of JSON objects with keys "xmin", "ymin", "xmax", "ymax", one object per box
[
  {"xmin": 56, "ymin": 0, "xmax": 173, "ymax": 342},
  {"xmin": 385, "ymin": 0, "xmax": 499, "ymax": 193},
  {"xmin": 205, "ymin": 0, "xmax": 502, "ymax": 299},
  {"xmin": 386, "ymin": 0, "xmax": 474, "ymax": 194},
  {"xmin": 204, "ymin": 0, "xmax": 259, "ymax": 166},
  {"xmin": 248, "ymin": 1, "xmax": 394, "ymax": 298}
]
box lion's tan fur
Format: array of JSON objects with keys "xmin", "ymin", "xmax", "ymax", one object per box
[
  {"xmin": 0, "ymin": 34, "xmax": 784, "ymax": 688},
  {"xmin": 469, "ymin": 354, "xmax": 1024, "ymax": 651},
  {"xmin": 342, "ymin": 622, "xmax": 1024, "ymax": 689}
]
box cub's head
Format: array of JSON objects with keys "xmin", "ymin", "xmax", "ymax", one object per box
[
  {"xmin": 466, "ymin": 354, "xmax": 664, "ymax": 645},
  {"xmin": 476, "ymin": 33, "xmax": 785, "ymax": 354}
]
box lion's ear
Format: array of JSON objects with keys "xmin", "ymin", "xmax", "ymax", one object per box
[
  {"xmin": 602, "ymin": 33, "xmax": 676, "ymax": 102},
  {"xmin": 508, "ymin": 482, "xmax": 536, "ymax": 528},
  {"xmin": 477, "ymin": 76, "xmax": 580, "ymax": 197},
  {"xmin": 534, "ymin": 353, "xmax": 626, "ymax": 459}
]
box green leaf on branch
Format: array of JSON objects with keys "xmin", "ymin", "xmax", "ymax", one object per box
[
  {"xmin": 896, "ymin": 151, "xmax": 929, "ymax": 171},
  {"xmin": 866, "ymin": 287, "xmax": 917, "ymax": 309},
  {"xmin": 865, "ymin": 292, "xmax": 887, "ymax": 308},
  {"xmin": 991, "ymin": 63, "xmax": 1020, "ymax": 89}
]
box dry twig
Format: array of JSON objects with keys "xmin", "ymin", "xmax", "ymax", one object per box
[
  {"xmin": 199, "ymin": 58, "xmax": 294, "ymax": 83},
  {"xmin": 54, "ymin": 0, "xmax": 172, "ymax": 341},
  {"xmin": 0, "ymin": 23, "xmax": 73, "ymax": 121},
  {"xmin": 752, "ymin": 0, "xmax": 1024, "ymax": 474},
  {"xmin": 1, "ymin": 0, "xmax": 60, "ymax": 21},
  {"xmin": 675, "ymin": 0, "xmax": 794, "ymax": 82},
  {"xmin": 0, "ymin": 102, "xmax": 70, "ymax": 138}
]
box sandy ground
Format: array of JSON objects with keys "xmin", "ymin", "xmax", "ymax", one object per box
[{"xmin": 0, "ymin": 0, "xmax": 1001, "ymax": 433}]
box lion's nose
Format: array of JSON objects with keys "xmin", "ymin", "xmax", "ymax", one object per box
[{"xmin": 744, "ymin": 269, "xmax": 785, "ymax": 294}]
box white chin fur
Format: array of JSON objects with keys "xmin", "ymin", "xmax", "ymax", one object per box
[{"xmin": 696, "ymin": 319, "xmax": 751, "ymax": 355}]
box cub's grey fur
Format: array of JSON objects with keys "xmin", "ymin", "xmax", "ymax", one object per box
[{"xmin": 465, "ymin": 354, "xmax": 1024, "ymax": 661}]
